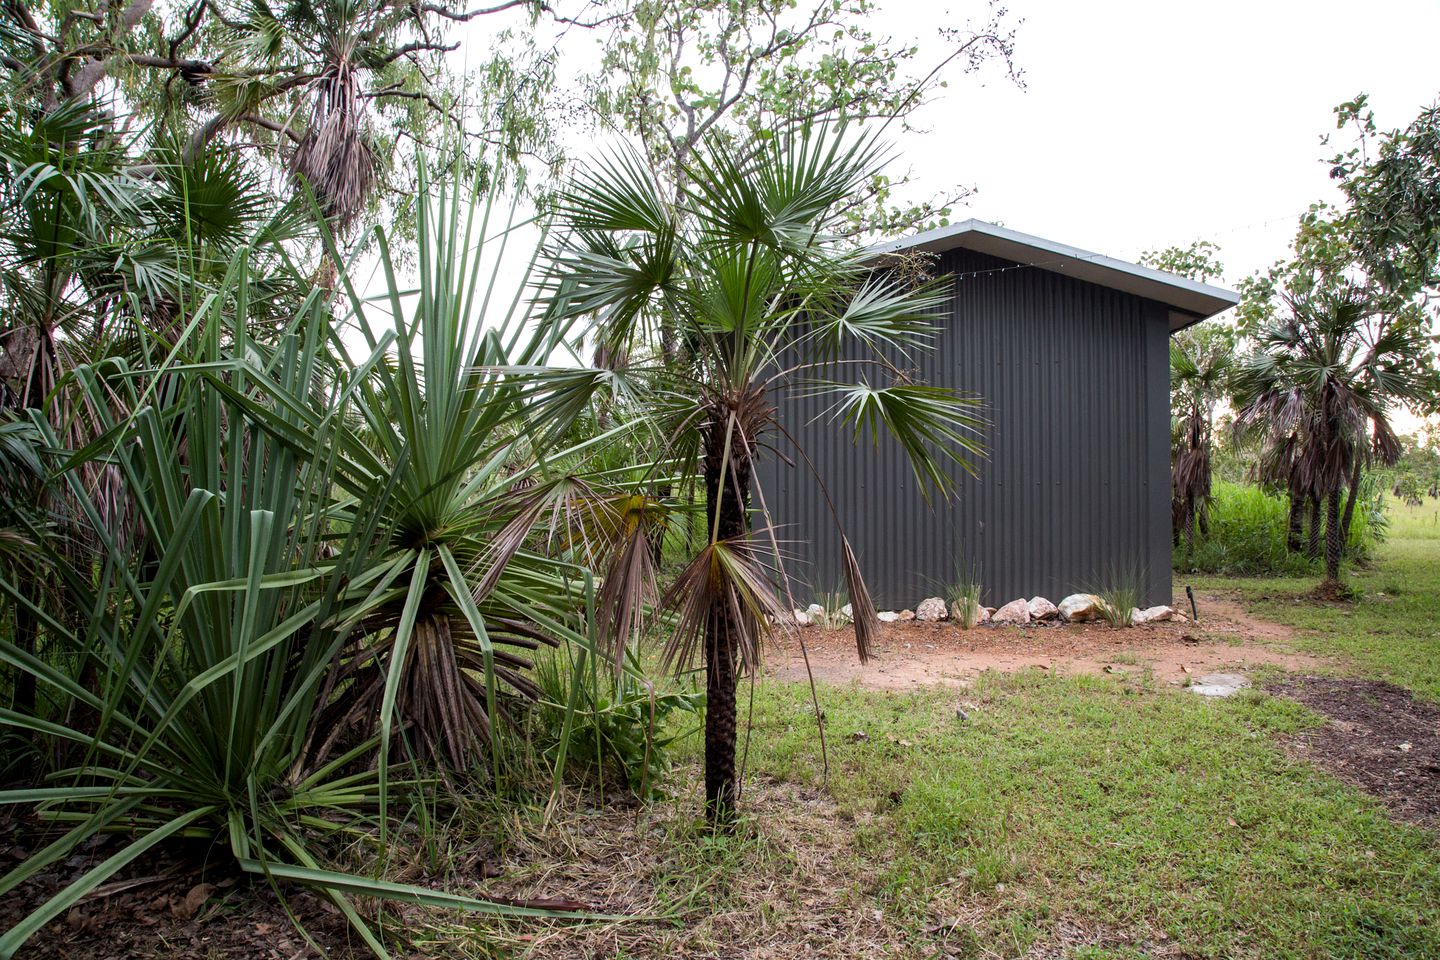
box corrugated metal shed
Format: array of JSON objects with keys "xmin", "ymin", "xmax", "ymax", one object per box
[{"xmin": 759, "ymin": 227, "xmax": 1237, "ymax": 610}]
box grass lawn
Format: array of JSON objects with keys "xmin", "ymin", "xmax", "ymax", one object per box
[
  {"xmin": 1190, "ymin": 498, "xmax": 1440, "ymax": 702},
  {"xmin": 413, "ymin": 507, "xmax": 1440, "ymax": 959},
  {"xmin": 639, "ymin": 503, "xmax": 1440, "ymax": 959}
]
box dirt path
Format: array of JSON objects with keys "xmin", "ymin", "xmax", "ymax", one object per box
[{"xmin": 766, "ymin": 590, "xmax": 1325, "ymax": 691}]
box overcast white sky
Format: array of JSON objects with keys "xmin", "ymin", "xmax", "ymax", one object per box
[
  {"xmin": 506, "ymin": 0, "xmax": 1439, "ymax": 287},
  {"xmin": 890, "ymin": 0, "xmax": 1440, "ymax": 287}
]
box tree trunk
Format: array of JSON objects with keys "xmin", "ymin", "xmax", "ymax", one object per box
[
  {"xmin": 1339, "ymin": 459, "xmax": 1364, "ymax": 555},
  {"xmin": 701, "ymin": 409, "xmax": 752, "ymax": 825},
  {"xmin": 1306, "ymin": 495, "xmax": 1321, "ymax": 560},
  {"xmin": 1286, "ymin": 491, "xmax": 1304, "ymax": 553},
  {"xmin": 1184, "ymin": 494, "xmax": 1196, "ymax": 554},
  {"xmin": 1324, "ymin": 488, "xmax": 1343, "ymax": 586}
]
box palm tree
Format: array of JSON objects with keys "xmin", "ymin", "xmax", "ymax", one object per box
[
  {"xmin": 547, "ymin": 126, "xmax": 984, "ymax": 822},
  {"xmin": 1169, "ymin": 322, "xmax": 1232, "ymax": 554},
  {"xmin": 1234, "ymin": 287, "xmax": 1430, "ymax": 591}
]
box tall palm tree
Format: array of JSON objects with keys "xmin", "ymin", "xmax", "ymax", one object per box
[
  {"xmin": 1169, "ymin": 322, "xmax": 1232, "ymax": 553},
  {"xmin": 547, "ymin": 126, "xmax": 984, "ymax": 822},
  {"xmin": 1234, "ymin": 287, "xmax": 1429, "ymax": 590}
]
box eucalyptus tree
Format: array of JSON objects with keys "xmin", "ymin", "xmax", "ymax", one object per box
[
  {"xmin": 584, "ymin": 0, "xmax": 1021, "ymax": 241},
  {"xmin": 548, "ymin": 125, "xmax": 984, "ymax": 822},
  {"xmin": 1, "ymin": 0, "xmax": 578, "ymax": 236}
]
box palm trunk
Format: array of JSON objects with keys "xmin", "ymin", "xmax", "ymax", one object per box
[
  {"xmin": 1306, "ymin": 495, "xmax": 1321, "ymax": 560},
  {"xmin": 1339, "ymin": 459, "xmax": 1363, "ymax": 555},
  {"xmin": 1286, "ymin": 491, "xmax": 1304, "ymax": 553},
  {"xmin": 1324, "ymin": 488, "xmax": 1343, "ymax": 586},
  {"xmin": 702, "ymin": 410, "xmax": 752, "ymax": 824},
  {"xmin": 1184, "ymin": 494, "xmax": 1196, "ymax": 554}
]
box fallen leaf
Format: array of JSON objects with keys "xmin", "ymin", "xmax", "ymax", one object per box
[{"xmin": 175, "ymin": 882, "xmax": 217, "ymax": 920}]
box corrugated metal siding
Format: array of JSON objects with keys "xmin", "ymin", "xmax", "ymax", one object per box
[{"xmin": 758, "ymin": 248, "xmax": 1174, "ymax": 609}]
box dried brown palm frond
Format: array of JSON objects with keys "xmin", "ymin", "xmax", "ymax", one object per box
[
  {"xmin": 293, "ymin": 59, "xmax": 376, "ymax": 232},
  {"xmin": 840, "ymin": 535, "xmax": 878, "ymax": 664},
  {"xmin": 657, "ymin": 533, "xmax": 790, "ymax": 676},
  {"xmin": 593, "ymin": 512, "xmax": 660, "ymax": 664}
]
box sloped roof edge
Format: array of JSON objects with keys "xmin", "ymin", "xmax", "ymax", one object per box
[{"xmin": 868, "ymin": 218, "xmax": 1239, "ymax": 332}]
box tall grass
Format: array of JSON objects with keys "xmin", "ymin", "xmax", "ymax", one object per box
[{"xmin": 1177, "ymin": 480, "xmax": 1383, "ymax": 576}]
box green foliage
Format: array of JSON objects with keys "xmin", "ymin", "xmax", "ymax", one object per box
[
  {"xmin": 532, "ymin": 647, "xmax": 702, "ymax": 800},
  {"xmin": 584, "ymin": 0, "xmax": 1021, "ymax": 239},
  {"xmin": 944, "ymin": 560, "xmax": 983, "ymax": 629},
  {"xmin": 947, "ymin": 581, "xmax": 983, "ymax": 629},
  {"xmin": 1139, "ymin": 239, "xmax": 1225, "ymax": 283},
  {"xmin": 0, "ymin": 157, "xmax": 630, "ymax": 955},
  {"xmin": 3, "ymin": 0, "xmax": 563, "ymax": 243},
  {"xmin": 1177, "ymin": 481, "xmax": 1382, "ymax": 576},
  {"xmin": 1091, "ymin": 565, "xmax": 1143, "ymax": 627}
]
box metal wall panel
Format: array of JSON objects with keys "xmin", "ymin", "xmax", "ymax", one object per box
[{"xmin": 757, "ymin": 248, "xmax": 1174, "ymax": 609}]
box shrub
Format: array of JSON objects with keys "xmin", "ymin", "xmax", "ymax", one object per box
[
  {"xmin": 946, "ymin": 579, "xmax": 983, "ymax": 629},
  {"xmin": 1176, "ymin": 480, "xmax": 1384, "ymax": 576},
  {"xmin": 532, "ymin": 646, "xmax": 702, "ymax": 800}
]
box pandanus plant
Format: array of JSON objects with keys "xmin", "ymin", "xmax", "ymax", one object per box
[
  {"xmin": 547, "ymin": 125, "xmax": 984, "ymax": 822},
  {"xmin": 0, "ymin": 161, "xmax": 623, "ymax": 957}
]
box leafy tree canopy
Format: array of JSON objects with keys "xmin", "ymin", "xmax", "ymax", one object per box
[
  {"xmin": 580, "ymin": 0, "xmax": 1022, "ymax": 240},
  {"xmin": 2, "ymin": 0, "xmax": 580, "ymax": 237}
]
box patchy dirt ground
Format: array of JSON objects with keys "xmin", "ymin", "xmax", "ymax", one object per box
[
  {"xmin": 0, "ymin": 827, "xmax": 362, "ymax": 960},
  {"xmin": 1269, "ymin": 676, "xmax": 1440, "ymax": 830},
  {"xmin": 766, "ymin": 590, "xmax": 1324, "ymax": 691}
]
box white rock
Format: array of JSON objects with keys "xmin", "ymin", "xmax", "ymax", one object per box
[
  {"xmin": 1189, "ymin": 673, "xmax": 1250, "ymax": 697},
  {"xmin": 915, "ymin": 597, "xmax": 949, "ymax": 621},
  {"xmin": 978, "ymin": 606, "xmax": 992, "ymax": 623},
  {"xmin": 992, "ymin": 598, "xmax": 1030, "ymax": 625},
  {"xmin": 792, "ymin": 608, "xmax": 811, "ymax": 626},
  {"xmin": 1133, "ymin": 605, "xmax": 1174, "ymax": 625},
  {"xmin": 840, "ymin": 603, "xmax": 853, "ymax": 620},
  {"xmin": 1058, "ymin": 594, "xmax": 1103, "ymax": 622},
  {"xmin": 806, "ymin": 603, "xmax": 825, "ymax": 620},
  {"xmin": 877, "ymin": 611, "xmax": 900, "ymax": 623},
  {"xmin": 1027, "ymin": 596, "xmax": 1059, "ymax": 621},
  {"xmin": 899, "ymin": 609, "xmax": 915, "ymax": 621}
]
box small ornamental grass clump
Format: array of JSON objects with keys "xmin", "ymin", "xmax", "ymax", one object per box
[
  {"xmin": 1092, "ymin": 565, "xmax": 1145, "ymax": 627},
  {"xmin": 948, "ymin": 580, "xmax": 983, "ymax": 628}
]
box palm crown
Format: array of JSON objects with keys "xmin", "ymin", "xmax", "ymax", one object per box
[{"xmin": 545, "ymin": 123, "xmax": 985, "ymax": 819}]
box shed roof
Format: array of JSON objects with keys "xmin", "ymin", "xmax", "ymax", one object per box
[{"xmin": 868, "ymin": 218, "xmax": 1239, "ymax": 332}]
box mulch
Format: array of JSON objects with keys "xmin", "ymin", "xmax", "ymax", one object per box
[
  {"xmin": 0, "ymin": 825, "xmax": 364, "ymax": 960},
  {"xmin": 1270, "ymin": 676, "xmax": 1440, "ymax": 830}
]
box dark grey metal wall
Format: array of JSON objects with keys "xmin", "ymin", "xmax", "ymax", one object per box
[{"xmin": 758, "ymin": 247, "xmax": 1174, "ymax": 609}]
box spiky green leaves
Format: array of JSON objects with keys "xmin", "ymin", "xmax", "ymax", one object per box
[{"xmin": 817, "ymin": 380, "xmax": 986, "ymax": 501}]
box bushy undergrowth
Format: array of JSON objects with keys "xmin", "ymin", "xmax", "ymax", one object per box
[
  {"xmin": 533, "ymin": 647, "xmax": 702, "ymax": 801},
  {"xmin": 1176, "ymin": 480, "xmax": 1384, "ymax": 576}
]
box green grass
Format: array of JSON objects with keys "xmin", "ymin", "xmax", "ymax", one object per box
[
  {"xmin": 712, "ymin": 671, "xmax": 1440, "ymax": 958},
  {"xmin": 653, "ymin": 498, "xmax": 1440, "ymax": 958},
  {"xmin": 1192, "ymin": 498, "xmax": 1440, "ymax": 701},
  {"xmin": 428, "ymin": 499, "xmax": 1440, "ymax": 959}
]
